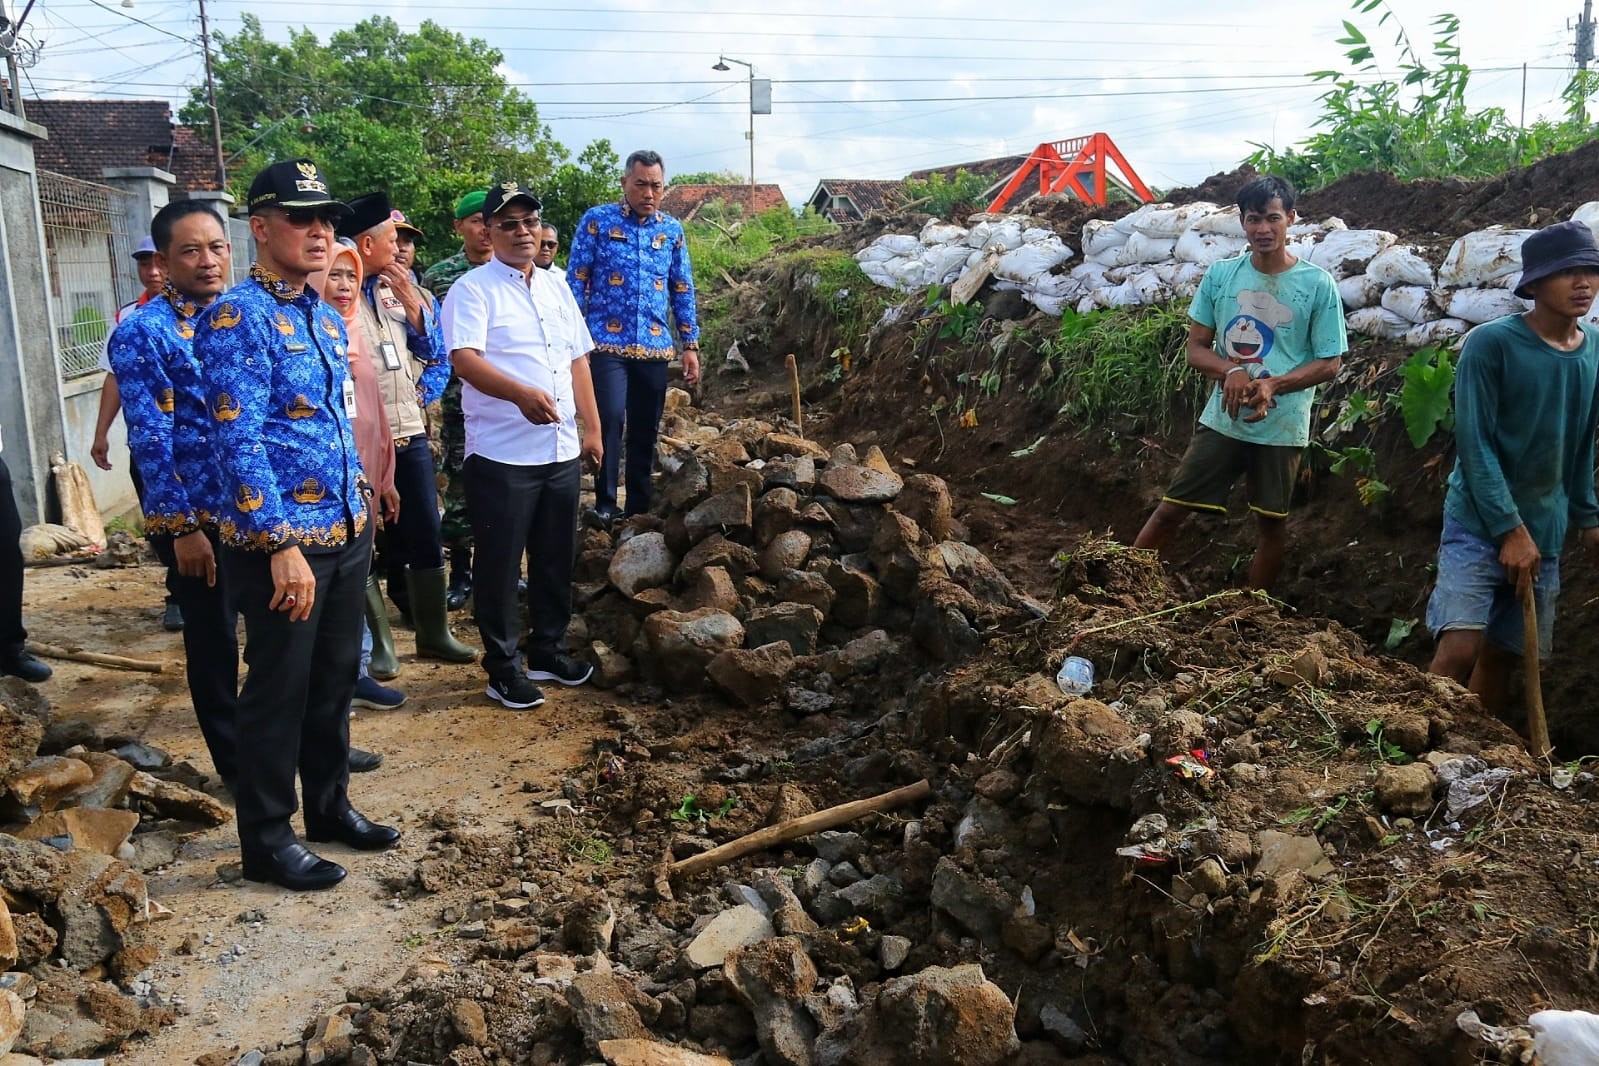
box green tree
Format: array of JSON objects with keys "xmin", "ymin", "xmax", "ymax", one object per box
[
  {"xmin": 899, "ymin": 169, "xmax": 989, "ymax": 217},
  {"xmin": 540, "ymin": 139, "xmax": 622, "ymax": 249},
  {"xmin": 183, "ymin": 14, "xmax": 611, "ymax": 261},
  {"xmin": 670, "ymin": 169, "xmax": 745, "ymax": 186},
  {"xmin": 1245, "ymin": 0, "xmax": 1598, "ymax": 190}
]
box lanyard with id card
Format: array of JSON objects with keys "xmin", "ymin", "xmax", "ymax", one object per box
[
  {"xmin": 343, "ymin": 377, "xmax": 358, "ymax": 420},
  {"xmin": 379, "ymin": 339, "xmax": 403, "ymax": 372}
]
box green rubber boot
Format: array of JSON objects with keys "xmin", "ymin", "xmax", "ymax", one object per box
[
  {"xmin": 365, "ymin": 574, "xmax": 400, "ymax": 680},
  {"xmin": 406, "ymin": 565, "xmax": 478, "ymax": 663}
]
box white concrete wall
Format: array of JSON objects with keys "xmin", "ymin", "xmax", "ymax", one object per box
[{"xmin": 59, "ymin": 370, "xmax": 137, "ymax": 521}]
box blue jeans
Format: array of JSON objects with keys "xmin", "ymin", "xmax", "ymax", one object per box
[
  {"xmin": 1427, "ymin": 514, "xmax": 1559, "ymax": 657},
  {"xmin": 589, "ymin": 353, "xmax": 668, "ymax": 515}
]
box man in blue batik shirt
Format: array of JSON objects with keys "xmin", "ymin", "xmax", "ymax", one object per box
[
  {"xmin": 107, "ymin": 201, "xmax": 241, "ymax": 792},
  {"xmin": 196, "ymin": 159, "xmax": 400, "ymax": 892},
  {"xmin": 568, "ymin": 149, "xmax": 700, "ymax": 527}
]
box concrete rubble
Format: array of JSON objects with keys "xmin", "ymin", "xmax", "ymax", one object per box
[{"xmin": 0, "ymin": 676, "xmax": 229, "ymax": 1058}]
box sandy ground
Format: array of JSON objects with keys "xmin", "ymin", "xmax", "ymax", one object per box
[{"xmin": 22, "ymin": 556, "xmax": 615, "ymax": 1065}]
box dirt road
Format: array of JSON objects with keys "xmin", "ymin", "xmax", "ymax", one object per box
[{"xmin": 22, "ymin": 558, "xmax": 615, "ymax": 1065}]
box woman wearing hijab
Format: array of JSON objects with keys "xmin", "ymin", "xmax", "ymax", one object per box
[{"xmin": 319, "ymin": 242, "xmax": 407, "ymax": 710}]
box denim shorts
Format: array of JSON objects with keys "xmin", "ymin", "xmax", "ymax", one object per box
[{"xmin": 1426, "ymin": 514, "xmax": 1559, "ymax": 658}]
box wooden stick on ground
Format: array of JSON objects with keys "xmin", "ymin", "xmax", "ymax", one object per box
[
  {"xmin": 784, "ymin": 353, "xmax": 803, "ymax": 436},
  {"xmin": 1519, "ymin": 582, "xmax": 1553, "ymax": 760},
  {"xmin": 669, "ymin": 779, "xmax": 931, "ymax": 881},
  {"xmin": 27, "ymin": 642, "xmax": 168, "ymax": 674}
]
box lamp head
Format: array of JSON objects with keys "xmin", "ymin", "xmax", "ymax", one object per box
[{"xmin": 712, "ymin": 59, "xmax": 730, "ymax": 71}]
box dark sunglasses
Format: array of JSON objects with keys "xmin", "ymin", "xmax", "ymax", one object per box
[
  {"xmin": 538, "ymin": 240, "xmax": 558, "ymax": 249},
  {"xmin": 495, "ymin": 216, "xmax": 541, "ymax": 233},
  {"xmin": 278, "ymin": 206, "xmax": 341, "ymax": 227}
]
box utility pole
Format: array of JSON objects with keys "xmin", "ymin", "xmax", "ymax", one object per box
[
  {"xmin": 197, "ymin": 0, "xmax": 226, "ymax": 189},
  {"xmin": 1577, "ymin": 0, "xmax": 1596, "ymax": 124}
]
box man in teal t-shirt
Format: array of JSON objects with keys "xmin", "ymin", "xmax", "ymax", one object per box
[
  {"xmin": 1428, "ymin": 219, "xmax": 1599, "ymax": 717},
  {"xmin": 1133, "ymin": 175, "xmax": 1347, "ymax": 590}
]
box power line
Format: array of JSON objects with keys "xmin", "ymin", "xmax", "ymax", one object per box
[{"xmin": 79, "ymin": 0, "xmax": 193, "ymax": 44}]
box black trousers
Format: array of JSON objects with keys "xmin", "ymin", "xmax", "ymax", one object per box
[
  {"xmin": 128, "ymin": 464, "xmax": 179, "ymax": 607},
  {"xmin": 222, "ymin": 522, "xmax": 370, "ymax": 855},
  {"xmin": 590, "ymin": 354, "xmax": 668, "ymax": 515},
  {"xmin": 464, "ymin": 455, "xmax": 579, "ymax": 681},
  {"xmin": 384, "ymin": 435, "xmax": 444, "ymax": 613},
  {"xmin": 151, "ymin": 529, "xmax": 239, "ymax": 785},
  {"xmin": 0, "ymin": 458, "xmax": 24, "ymax": 651}
]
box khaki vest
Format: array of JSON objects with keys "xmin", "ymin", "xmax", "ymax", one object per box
[{"xmin": 355, "ymin": 280, "xmax": 427, "ymax": 440}]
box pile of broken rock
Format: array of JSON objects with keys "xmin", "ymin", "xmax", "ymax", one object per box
[
  {"xmin": 577, "ymin": 394, "xmax": 1044, "ymax": 707},
  {"xmin": 0, "ymin": 676, "xmax": 231, "ymax": 1060}
]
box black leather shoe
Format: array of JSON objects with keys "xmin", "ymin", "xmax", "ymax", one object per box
[
  {"xmin": 446, "ymin": 573, "xmax": 472, "ymax": 611},
  {"xmin": 162, "ymin": 601, "xmax": 184, "ymax": 632},
  {"xmin": 305, "ymin": 808, "xmax": 401, "ymax": 851},
  {"xmin": 241, "ymin": 843, "xmax": 346, "ymax": 891},
  {"xmin": 0, "ymin": 648, "xmax": 50, "ymax": 684},
  {"xmin": 349, "ymin": 747, "xmax": 384, "ymax": 773}
]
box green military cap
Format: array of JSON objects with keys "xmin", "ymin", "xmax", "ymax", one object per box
[{"xmin": 454, "ymin": 190, "xmax": 488, "ymax": 220}]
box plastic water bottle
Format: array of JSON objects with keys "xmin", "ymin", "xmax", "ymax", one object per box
[{"xmin": 1056, "ymin": 656, "xmax": 1094, "ymax": 696}]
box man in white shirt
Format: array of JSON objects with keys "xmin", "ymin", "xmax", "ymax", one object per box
[
  {"xmin": 441, "ymin": 181, "xmax": 603, "ymax": 710},
  {"xmin": 535, "ymin": 224, "xmax": 565, "ymax": 282}
]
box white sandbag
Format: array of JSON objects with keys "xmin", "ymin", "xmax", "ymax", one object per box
[
  {"xmin": 1125, "ymin": 270, "xmax": 1172, "ymax": 304},
  {"xmin": 923, "ymin": 243, "xmax": 976, "ymax": 285},
  {"xmin": 1380, "ymin": 285, "xmax": 1437, "ymax": 325},
  {"xmin": 994, "ymin": 237, "xmax": 1075, "ymax": 284},
  {"xmin": 1444, "ymin": 287, "xmax": 1531, "ymax": 324},
  {"xmin": 1099, "ymin": 281, "xmax": 1145, "ymax": 308},
  {"xmin": 1024, "ymin": 291, "xmax": 1071, "ymax": 316},
  {"xmin": 886, "ymin": 256, "xmax": 927, "ymax": 289},
  {"xmin": 1175, "ymin": 229, "xmax": 1247, "ymax": 265},
  {"xmin": 1022, "ymin": 226, "xmax": 1056, "ymax": 245},
  {"xmin": 1288, "ymin": 221, "xmax": 1326, "ymax": 238},
  {"xmin": 1152, "ymin": 262, "xmax": 1185, "ymax": 285},
  {"xmin": 979, "ymin": 218, "xmax": 1025, "ymax": 254},
  {"xmin": 1076, "ymin": 294, "xmax": 1099, "ymax": 315},
  {"xmin": 1531, "ymin": 1010, "xmax": 1599, "ymax": 1066},
  {"xmin": 1571, "ymin": 202, "xmax": 1599, "ymax": 231},
  {"xmin": 1085, "ymin": 246, "xmax": 1124, "ymax": 267},
  {"xmin": 1337, "ymin": 273, "xmax": 1383, "ymax": 310},
  {"xmin": 1309, "ymin": 228, "xmax": 1398, "ymax": 276},
  {"xmin": 1081, "ymin": 218, "xmax": 1128, "ymax": 256},
  {"xmin": 964, "ymin": 247, "xmax": 988, "ymax": 269},
  {"xmin": 1287, "ymin": 236, "xmax": 1319, "ymax": 263},
  {"xmin": 856, "ymin": 243, "xmax": 899, "ymax": 264},
  {"xmin": 1191, "ymin": 207, "xmax": 1245, "ymax": 238},
  {"xmin": 1486, "ymin": 271, "xmax": 1519, "ymax": 290},
  {"xmin": 1117, "ymin": 232, "xmax": 1178, "ymax": 265},
  {"xmin": 919, "ymin": 219, "xmax": 967, "ymax": 246},
  {"xmin": 964, "ymin": 221, "xmax": 993, "ymax": 249},
  {"xmin": 1125, "ymin": 201, "xmax": 1220, "ymax": 238},
  {"xmin": 1367, "ymin": 246, "xmax": 1436, "ymax": 288},
  {"xmin": 1113, "ymin": 201, "xmax": 1175, "ymax": 234},
  {"xmin": 1438, "ymin": 226, "xmax": 1534, "ymax": 288},
  {"xmin": 1070, "ymin": 262, "xmax": 1110, "ymax": 289},
  {"xmin": 1345, "ymin": 307, "xmax": 1413, "ymax": 340},
  {"xmin": 874, "ymin": 234, "xmax": 922, "ymax": 257},
  {"xmin": 1170, "ymin": 262, "xmax": 1207, "ymax": 297},
  {"xmin": 859, "ymin": 261, "xmax": 896, "ymax": 288},
  {"xmin": 1320, "ymin": 216, "xmax": 1348, "ymax": 232},
  {"xmin": 1403, "ymin": 319, "xmax": 1470, "ymax": 347}
]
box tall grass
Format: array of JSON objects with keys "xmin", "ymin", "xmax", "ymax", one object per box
[
  {"xmin": 1038, "ymin": 304, "xmax": 1200, "ymax": 434},
  {"xmin": 685, "ymin": 205, "xmax": 836, "ymax": 288}
]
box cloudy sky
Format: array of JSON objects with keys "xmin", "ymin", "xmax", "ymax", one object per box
[{"xmin": 12, "ymin": 0, "xmax": 1583, "ymax": 202}]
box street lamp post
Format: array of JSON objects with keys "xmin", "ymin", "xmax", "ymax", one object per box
[{"xmin": 712, "ymin": 55, "xmax": 757, "ymax": 196}]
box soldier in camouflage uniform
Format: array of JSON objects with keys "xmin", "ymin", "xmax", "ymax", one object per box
[{"xmin": 422, "ymin": 190, "xmax": 495, "ymax": 609}]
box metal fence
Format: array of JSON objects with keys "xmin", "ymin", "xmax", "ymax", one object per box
[{"xmin": 38, "ymin": 170, "xmax": 138, "ymax": 380}]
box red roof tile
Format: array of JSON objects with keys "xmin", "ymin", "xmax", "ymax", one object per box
[
  {"xmin": 806, "ymin": 179, "xmax": 906, "ymax": 222},
  {"xmin": 660, "ymin": 183, "xmax": 787, "ymax": 220},
  {"xmin": 25, "ymin": 99, "xmax": 220, "ymax": 192}
]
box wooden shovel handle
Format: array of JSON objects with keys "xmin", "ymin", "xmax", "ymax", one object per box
[{"xmin": 1520, "ymin": 581, "xmax": 1552, "ymax": 760}]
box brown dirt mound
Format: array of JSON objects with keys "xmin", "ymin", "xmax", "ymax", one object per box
[
  {"xmin": 1168, "ymin": 164, "xmax": 1260, "ymax": 208},
  {"xmin": 1299, "ymin": 139, "xmax": 1599, "ymax": 237}
]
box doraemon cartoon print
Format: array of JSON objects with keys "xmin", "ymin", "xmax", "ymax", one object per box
[{"xmin": 1221, "ymin": 289, "xmax": 1294, "ymax": 379}]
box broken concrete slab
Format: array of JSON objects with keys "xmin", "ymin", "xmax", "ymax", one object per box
[
  {"xmin": 684, "ymin": 904, "xmax": 775, "ymax": 970},
  {"xmin": 1254, "ymin": 830, "xmax": 1335, "ymax": 882},
  {"xmin": 17, "ymin": 809, "xmax": 138, "ymax": 857},
  {"xmin": 599, "ymin": 1040, "xmax": 733, "ymax": 1066}
]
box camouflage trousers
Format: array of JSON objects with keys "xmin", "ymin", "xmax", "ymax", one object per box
[{"xmin": 436, "ymin": 375, "xmax": 471, "ymax": 552}]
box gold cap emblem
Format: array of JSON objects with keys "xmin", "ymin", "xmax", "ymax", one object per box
[{"xmin": 297, "ymin": 162, "xmax": 319, "ymax": 180}]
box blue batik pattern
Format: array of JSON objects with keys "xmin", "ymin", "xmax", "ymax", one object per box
[
  {"xmin": 106, "ymin": 284, "xmax": 221, "ymax": 535},
  {"xmin": 567, "ymin": 200, "xmax": 699, "ymax": 359},
  {"xmin": 361, "ymin": 275, "xmax": 450, "ymax": 407},
  {"xmin": 195, "ymin": 264, "xmax": 368, "ymax": 553}
]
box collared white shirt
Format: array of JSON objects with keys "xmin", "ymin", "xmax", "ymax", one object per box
[{"xmin": 441, "ymin": 255, "xmax": 596, "ymax": 467}]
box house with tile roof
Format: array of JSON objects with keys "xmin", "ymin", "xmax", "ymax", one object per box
[
  {"xmin": 804, "ymin": 179, "xmax": 905, "ymax": 223},
  {"xmin": 26, "ymin": 99, "xmax": 220, "ymax": 193},
  {"xmin": 660, "ymin": 182, "xmax": 787, "ymax": 221}
]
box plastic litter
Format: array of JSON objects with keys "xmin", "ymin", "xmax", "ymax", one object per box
[
  {"xmin": 1531, "ymin": 1009, "xmax": 1599, "ymax": 1066},
  {"xmin": 1056, "ymin": 656, "xmax": 1094, "ymax": 696},
  {"xmin": 1455, "ymin": 1009, "xmax": 1534, "ymax": 1059},
  {"xmin": 1166, "ymin": 749, "xmax": 1214, "ymax": 781},
  {"xmin": 1445, "ymin": 766, "xmax": 1517, "ymax": 820}
]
